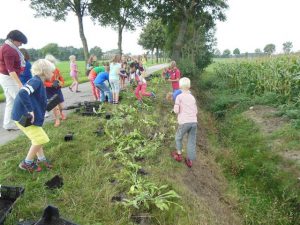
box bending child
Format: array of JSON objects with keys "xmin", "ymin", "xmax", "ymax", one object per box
[
  {"xmin": 129, "ymin": 62, "xmax": 155, "ymax": 104},
  {"xmin": 44, "ymin": 54, "xmax": 66, "ymax": 127},
  {"xmin": 12, "ymin": 59, "xmax": 55, "ymax": 172},
  {"xmin": 172, "ymin": 77, "xmax": 197, "ymax": 168}
]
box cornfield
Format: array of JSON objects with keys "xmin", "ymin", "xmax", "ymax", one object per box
[{"xmin": 214, "ymin": 55, "xmax": 300, "ymax": 102}]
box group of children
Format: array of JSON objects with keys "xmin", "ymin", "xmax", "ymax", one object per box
[
  {"xmin": 12, "ymin": 53, "xmax": 197, "ymax": 172},
  {"xmin": 86, "ymin": 54, "xmax": 155, "ymax": 105}
]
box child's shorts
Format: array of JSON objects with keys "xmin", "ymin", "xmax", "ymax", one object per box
[{"xmin": 15, "ymin": 122, "xmax": 50, "ymax": 145}]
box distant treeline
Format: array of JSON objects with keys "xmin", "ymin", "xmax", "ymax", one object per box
[{"xmin": 0, "ymin": 38, "xmax": 103, "ymax": 61}]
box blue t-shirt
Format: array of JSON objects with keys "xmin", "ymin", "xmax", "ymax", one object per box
[
  {"xmin": 19, "ymin": 60, "xmax": 32, "ymax": 85},
  {"xmin": 173, "ymin": 89, "xmax": 182, "ymax": 101},
  {"xmin": 94, "ymin": 72, "xmax": 109, "ymax": 85},
  {"xmin": 12, "ymin": 76, "xmax": 47, "ymax": 126}
]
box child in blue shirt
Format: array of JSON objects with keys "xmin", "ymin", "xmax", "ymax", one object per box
[
  {"xmin": 12, "ymin": 59, "xmax": 55, "ymax": 172},
  {"xmin": 94, "ymin": 66, "xmax": 112, "ymax": 103}
]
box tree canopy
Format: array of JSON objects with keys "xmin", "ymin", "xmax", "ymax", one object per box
[
  {"xmin": 89, "ymin": 0, "xmax": 146, "ymax": 55},
  {"xmin": 264, "ymin": 44, "xmax": 276, "ymax": 55}
]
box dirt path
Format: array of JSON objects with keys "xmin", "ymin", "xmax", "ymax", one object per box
[
  {"xmin": 157, "ymin": 86, "xmax": 242, "ymax": 224},
  {"xmin": 0, "ymin": 63, "xmax": 169, "ymax": 146}
]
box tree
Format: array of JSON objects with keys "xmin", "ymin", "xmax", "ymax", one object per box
[
  {"xmin": 223, "ymin": 49, "xmax": 231, "ymax": 57},
  {"xmin": 90, "ymin": 46, "xmax": 103, "ymax": 59},
  {"xmin": 89, "ymin": 0, "xmax": 146, "ymax": 55},
  {"xmin": 233, "ymin": 48, "xmax": 240, "ymax": 56},
  {"xmin": 264, "ymin": 44, "xmax": 276, "ymax": 55},
  {"xmin": 138, "ymin": 19, "xmax": 166, "ymax": 63},
  {"xmin": 148, "ymin": 0, "xmax": 228, "ymax": 61},
  {"xmin": 40, "ymin": 43, "xmax": 60, "ymax": 57},
  {"xmin": 214, "ymin": 49, "xmax": 221, "ymax": 57},
  {"xmin": 25, "ymin": 0, "xmax": 90, "ymax": 62},
  {"xmin": 255, "ymin": 48, "xmax": 262, "ymax": 54},
  {"xmin": 283, "ymin": 41, "xmax": 293, "ymax": 54}
]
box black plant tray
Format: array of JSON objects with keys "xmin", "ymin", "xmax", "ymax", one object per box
[
  {"xmin": 0, "ymin": 185, "xmax": 24, "ymax": 225},
  {"xmin": 18, "ymin": 205, "xmax": 78, "ymax": 225}
]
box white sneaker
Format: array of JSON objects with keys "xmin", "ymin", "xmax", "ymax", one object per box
[{"xmin": 44, "ymin": 111, "xmax": 49, "ymax": 118}]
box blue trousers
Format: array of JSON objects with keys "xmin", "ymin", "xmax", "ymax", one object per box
[
  {"xmin": 95, "ymin": 83, "xmax": 112, "ymax": 103},
  {"xmin": 175, "ymin": 123, "xmax": 197, "ymax": 160}
]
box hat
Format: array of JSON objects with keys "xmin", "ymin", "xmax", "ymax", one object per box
[{"xmin": 6, "ymin": 30, "xmax": 27, "ymax": 44}]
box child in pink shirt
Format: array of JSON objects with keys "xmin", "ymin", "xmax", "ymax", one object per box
[
  {"xmin": 172, "ymin": 77, "xmax": 197, "ymax": 168},
  {"xmin": 69, "ymin": 55, "xmax": 80, "ymax": 92}
]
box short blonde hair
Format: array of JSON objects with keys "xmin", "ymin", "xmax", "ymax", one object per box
[
  {"xmin": 45, "ymin": 54, "xmax": 58, "ymax": 65},
  {"xmin": 170, "ymin": 61, "xmax": 176, "ymax": 68},
  {"xmin": 69, "ymin": 55, "xmax": 76, "ymax": 61},
  {"xmin": 179, "ymin": 77, "xmax": 191, "ymax": 90},
  {"xmin": 31, "ymin": 59, "xmax": 55, "ymax": 80}
]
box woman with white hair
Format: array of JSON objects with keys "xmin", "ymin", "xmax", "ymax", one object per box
[
  {"xmin": 0, "ymin": 30, "xmax": 28, "ymax": 131},
  {"xmin": 12, "ymin": 59, "xmax": 55, "ymax": 172},
  {"xmin": 44, "ymin": 54, "xmax": 66, "ymax": 127}
]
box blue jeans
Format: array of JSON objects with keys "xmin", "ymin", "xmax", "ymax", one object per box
[
  {"xmin": 175, "ymin": 123, "xmax": 197, "ymax": 160},
  {"xmin": 95, "ymin": 83, "xmax": 112, "ymax": 103}
]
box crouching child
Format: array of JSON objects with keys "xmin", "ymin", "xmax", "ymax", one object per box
[
  {"xmin": 12, "ymin": 59, "xmax": 55, "ymax": 172},
  {"xmin": 172, "ymin": 77, "xmax": 198, "ymax": 168}
]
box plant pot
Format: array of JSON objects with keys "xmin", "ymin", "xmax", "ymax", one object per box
[
  {"xmin": 64, "ymin": 133, "xmax": 73, "ymax": 141},
  {"xmin": 105, "ymin": 113, "xmax": 112, "ymax": 120},
  {"xmin": 0, "ymin": 186, "xmax": 25, "ymax": 225},
  {"xmin": 111, "ymin": 193, "xmax": 125, "ymax": 202},
  {"xmin": 45, "ymin": 175, "xmax": 64, "ymax": 190},
  {"xmin": 137, "ymin": 168, "xmax": 148, "ymax": 176}
]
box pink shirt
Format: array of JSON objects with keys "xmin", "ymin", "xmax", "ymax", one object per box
[
  {"xmin": 173, "ymin": 91, "xmax": 197, "ymax": 124},
  {"xmin": 70, "ymin": 62, "xmax": 78, "ymax": 77}
]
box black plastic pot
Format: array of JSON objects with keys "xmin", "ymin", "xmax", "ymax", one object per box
[
  {"xmin": 19, "ymin": 114, "xmax": 32, "ymax": 127},
  {"xmin": 64, "ymin": 133, "xmax": 73, "ymax": 141},
  {"xmin": 45, "ymin": 175, "xmax": 64, "ymax": 190},
  {"xmin": 105, "ymin": 113, "xmax": 112, "ymax": 120},
  {"xmin": 19, "ymin": 205, "xmax": 78, "ymax": 225},
  {"xmin": 0, "ymin": 186, "xmax": 25, "ymax": 225}
]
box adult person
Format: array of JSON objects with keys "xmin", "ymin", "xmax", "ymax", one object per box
[{"xmin": 0, "ymin": 30, "xmax": 28, "ymax": 131}]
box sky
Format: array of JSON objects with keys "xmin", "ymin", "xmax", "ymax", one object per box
[
  {"xmin": 215, "ymin": 0, "xmax": 300, "ymax": 54},
  {"xmin": 1, "ymin": 0, "xmax": 300, "ymax": 55}
]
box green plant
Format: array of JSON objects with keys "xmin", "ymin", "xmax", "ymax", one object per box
[{"xmin": 123, "ymin": 173, "xmax": 182, "ymax": 211}]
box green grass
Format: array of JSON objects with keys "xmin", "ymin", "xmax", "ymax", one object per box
[
  {"xmin": 198, "ymin": 64, "xmax": 300, "ymax": 225},
  {"xmin": 0, "ymin": 73, "xmax": 215, "ymax": 225}
]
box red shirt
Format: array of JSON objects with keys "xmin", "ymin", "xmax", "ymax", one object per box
[
  {"xmin": 168, "ymin": 67, "xmax": 181, "ymax": 90},
  {"xmin": 0, "ymin": 43, "xmax": 21, "ymax": 75},
  {"xmin": 44, "ymin": 68, "xmax": 65, "ymax": 88}
]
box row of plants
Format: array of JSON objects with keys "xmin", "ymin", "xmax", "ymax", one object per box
[{"xmin": 213, "ymin": 55, "xmax": 300, "ymax": 103}]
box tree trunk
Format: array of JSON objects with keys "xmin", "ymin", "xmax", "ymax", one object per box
[
  {"xmin": 77, "ymin": 15, "xmax": 89, "ymax": 62},
  {"xmin": 156, "ymin": 48, "xmax": 159, "ymax": 63},
  {"xmin": 151, "ymin": 50, "xmax": 154, "ymax": 64},
  {"xmin": 118, "ymin": 24, "xmax": 123, "ymax": 56},
  {"xmin": 171, "ymin": 18, "xmax": 188, "ymax": 62}
]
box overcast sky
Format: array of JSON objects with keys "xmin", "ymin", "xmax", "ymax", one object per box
[
  {"xmin": 1, "ymin": 0, "xmax": 300, "ymax": 54},
  {"xmin": 216, "ymin": 0, "xmax": 300, "ymax": 53}
]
